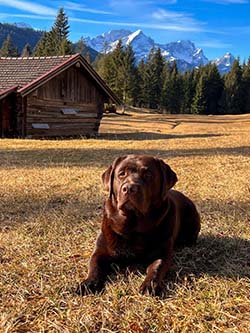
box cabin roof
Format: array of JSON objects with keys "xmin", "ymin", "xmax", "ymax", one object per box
[{"xmin": 0, "ymin": 54, "xmax": 121, "ymax": 104}]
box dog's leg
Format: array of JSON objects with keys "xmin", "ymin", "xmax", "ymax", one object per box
[
  {"xmin": 76, "ymin": 250, "xmax": 111, "ymax": 295},
  {"xmin": 139, "ymin": 238, "xmax": 174, "ymax": 295}
]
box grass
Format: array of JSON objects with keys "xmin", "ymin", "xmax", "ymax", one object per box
[{"xmin": 0, "ymin": 108, "xmax": 249, "ymax": 332}]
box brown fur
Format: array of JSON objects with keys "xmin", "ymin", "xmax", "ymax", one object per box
[{"xmin": 77, "ymin": 155, "xmax": 201, "ymax": 295}]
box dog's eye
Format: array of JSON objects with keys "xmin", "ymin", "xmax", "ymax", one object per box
[
  {"xmin": 118, "ymin": 170, "xmax": 126, "ymax": 178},
  {"xmin": 141, "ymin": 169, "xmax": 152, "ymax": 179},
  {"xmin": 144, "ymin": 171, "xmax": 152, "ymax": 178}
]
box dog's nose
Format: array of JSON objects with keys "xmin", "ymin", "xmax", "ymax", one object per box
[{"xmin": 122, "ymin": 183, "xmax": 139, "ymax": 194}]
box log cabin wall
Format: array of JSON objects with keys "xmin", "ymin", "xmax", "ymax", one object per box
[{"xmin": 25, "ymin": 66, "xmax": 107, "ymax": 138}]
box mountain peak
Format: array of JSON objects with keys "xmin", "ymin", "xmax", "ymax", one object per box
[
  {"xmin": 126, "ymin": 29, "xmax": 143, "ymax": 44},
  {"xmin": 85, "ymin": 29, "xmax": 233, "ymax": 73},
  {"xmin": 85, "ymin": 29, "xmax": 132, "ymax": 52},
  {"xmin": 212, "ymin": 52, "xmax": 235, "ymax": 74}
]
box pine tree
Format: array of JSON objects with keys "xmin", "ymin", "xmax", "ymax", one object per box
[
  {"xmin": 33, "ymin": 31, "xmax": 50, "ymax": 56},
  {"xmin": 110, "ymin": 40, "xmax": 125, "ymax": 101},
  {"xmin": 191, "ymin": 69, "xmax": 208, "ymax": 114},
  {"xmin": 147, "ymin": 48, "xmax": 165, "ymax": 109},
  {"xmin": 122, "ymin": 44, "xmax": 137, "ymax": 104},
  {"xmin": 0, "ymin": 34, "xmax": 19, "ymax": 57},
  {"xmin": 53, "ymin": 8, "xmax": 72, "ymax": 55},
  {"xmin": 191, "ymin": 64, "xmax": 223, "ymax": 115},
  {"xmin": 33, "ymin": 8, "xmax": 72, "ymax": 56},
  {"xmin": 21, "ymin": 43, "xmax": 32, "ymax": 57},
  {"xmin": 223, "ymin": 59, "xmax": 244, "ymax": 114},
  {"xmin": 137, "ymin": 59, "xmax": 150, "ymax": 107},
  {"xmin": 180, "ymin": 69, "xmax": 196, "ymax": 114},
  {"xmin": 95, "ymin": 52, "xmax": 118, "ymax": 96},
  {"xmin": 95, "ymin": 42, "xmax": 138, "ymax": 105},
  {"xmin": 161, "ymin": 61, "xmax": 183, "ymax": 114},
  {"xmin": 242, "ymin": 58, "xmax": 250, "ymax": 114},
  {"xmin": 205, "ymin": 64, "xmax": 224, "ymax": 114}
]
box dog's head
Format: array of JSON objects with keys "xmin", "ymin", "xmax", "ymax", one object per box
[{"xmin": 102, "ymin": 155, "xmax": 177, "ymax": 234}]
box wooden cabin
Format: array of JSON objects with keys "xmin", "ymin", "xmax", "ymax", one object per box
[{"xmin": 0, "ymin": 54, "xmax": 121, "ymax": 138}]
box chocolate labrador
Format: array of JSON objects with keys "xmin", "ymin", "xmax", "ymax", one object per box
[{"xmin": 77, "ymin": 155, "xmax": 200, "ymax": 295}]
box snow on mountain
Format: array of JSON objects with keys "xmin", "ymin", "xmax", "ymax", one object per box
[
  {"xmin": 123, "ymin": 30, "xmax": 155, "ymax": 60},
  {"xmin": 85, "ymin": 29, "xmax": 233, "ymax": 72},
  {"xmin": 88, "ymin": 29, "xmax": 155, "ymax": 60},
  {"xmin": 14, "ymin": 22, "xmax": 32, "ymax": 29},
  {"xmin": 212, "ymin": 52, "xmax": 235, "ymax": 74},
  {"xmin": 85, "ymin": 29, "xmax": 131, "ymax": 52},
  {"xmin": 158, "ymin": 40, "xmax": 208, "ymax": 67}
]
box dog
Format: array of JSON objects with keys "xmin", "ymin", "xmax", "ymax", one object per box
[{"xmin": 77, "ymin": 154, "xmax": 201, "ymax": 295}]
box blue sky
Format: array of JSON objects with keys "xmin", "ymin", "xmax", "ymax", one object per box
[{"xmin": 0, "ymin": 0, "xmax": 250, "ymax": 60}]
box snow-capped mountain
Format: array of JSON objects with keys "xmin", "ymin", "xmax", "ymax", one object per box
[
  {"xmin": 85, "ymin": 29, "xmax": 234, "ymax": 73},
  {"xmin": 159, "ymin": 39, "xmax": 208, "ymax": 70},
  {"xmin": 85, "ymin": 29, "xmax": 132, "ymax": 52},
  {"xmin": 212, "ymin": 53, "xmax": 235, "ymax": 74},
  {"xmin": 85, "ymin": 29, "xmax": 155, "ymax": 59}
]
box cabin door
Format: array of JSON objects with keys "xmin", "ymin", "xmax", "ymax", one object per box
[{"xmin": 1, "ymin": 98, "xmax": 12, "ymax": 137}]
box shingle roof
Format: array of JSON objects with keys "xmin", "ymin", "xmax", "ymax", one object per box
[
  {"xmin": 0, "ymin": 55, "xmax": 75, "ymax": 93},
  {"xmin": 0, "ymin": 54, "xmax": 121, "ymax": 105}
]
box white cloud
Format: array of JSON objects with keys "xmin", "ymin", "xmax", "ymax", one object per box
[
  {"xmin": 105, "ymin": 1, "xmax": 208, "ymax": 33},
  {"xmin": 152, "ymin": 9, "xmax": 186, "ymax": 21},
  {"xmin": 0, "ymin": 13, "xmax": 54, "ymax": 20},
  {"xmin": 70, "ymin": 16, "xmax": 206, "ymax": 32},
  {"xmin": 151, "ymin": 8, "xmax": 207, "ymax": 33},
  {"xmin": 0, "ymin": 0, "xmax": 56, "ymax": 15},
  {"xmin": 63, "ymin": 2, "xmax": 114, "ymax": 15}
]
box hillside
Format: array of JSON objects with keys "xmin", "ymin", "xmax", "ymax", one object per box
[
  {"xmin": 0, "ymin": 23, "xmax": 43, "ymax": 53},
  {"xmin": 0, "ymin": 110, "xmax": 249, "ymax": 332},
  {"xmin": 0, "ymin": 22, "xmax": 99, "ymax": 60}
]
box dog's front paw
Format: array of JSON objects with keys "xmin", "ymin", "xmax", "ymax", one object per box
[
  {"xmin": 139, "ymin": 278, "xmax": 161, "ymax": 296},
  {"xmin": 75, "ymin": 279, "xmax": 104, "ymax": 296}
]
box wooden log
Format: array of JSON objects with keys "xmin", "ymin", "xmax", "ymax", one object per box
[
  {"xmin": 27, "ymin": 111, "xmax": 98, "ymax": 118},
  {"xmin": 27, "ymin": 128, "xmax": 97, "ymax": 137},
  {"xmin": 27, "ymin": 117, "xmax": 98, "ymax": 124},
  {"xmin": 27, "ymin": 122, "xmax": 99, "ymax": 130}
]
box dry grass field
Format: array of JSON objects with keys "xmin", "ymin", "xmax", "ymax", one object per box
[{"xmin": 0, "ymin": 108, "xmax": 249, "ymax": 332}]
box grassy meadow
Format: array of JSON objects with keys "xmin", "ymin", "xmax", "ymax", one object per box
[{"xmin": 0, "ymin": 108, "xmax": 249, "ymax": 332}]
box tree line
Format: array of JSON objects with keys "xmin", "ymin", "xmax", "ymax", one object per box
[
  {"xmin": 1, "ymin": 8, "xmax": 249, "ymax": 115},
  {"xmin": 95, "ymin": 41, "xmax": 250, "ymax": 115}
]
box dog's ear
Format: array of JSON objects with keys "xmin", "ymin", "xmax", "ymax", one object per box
[
  {"xmin": 157, "ymin": 158, "xmax": 178, "ymax": 200},
  {"xmin": 102, "ymin": 156, "xmax": 127, "ymax": 198}
]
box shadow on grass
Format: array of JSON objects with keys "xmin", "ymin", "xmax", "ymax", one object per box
[
  {"xmin": 1, "ymin": 145, "xmax": 250, "ymax": 169},
  {"xmin": 156, "ymin": 234, "xmax": 250, "ymax": 297},
  {"xmin": 0, "ymin": 192, "xmax": 103, "ymax": 232},
  {"xmin": 99, "ymin": 132, "xmax": 224, "ymax": 141},
  {"xmin": 110, "ymin": 234, "xmax": 250, "ymax": 298},
  {"xmin": 173, "ymin": 234, "xmax": 250, "ymax": 279}
]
